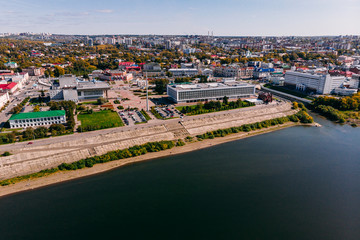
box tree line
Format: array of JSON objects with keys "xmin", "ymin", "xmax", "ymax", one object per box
[
  {"xmin": 0, "ymin": 140, "xmax": 179, "ymax": 186},
  {"xmin": 196, "ymin": 111, "xmax": 313, "ymax": 140},
  {"xmin": 180, "ymin": 98, "xmax": 254, "ymax": 115},
  {"xmin": 10, "ymin": 97, "xmax": 30, "ymax": 114},
  {"xmin": 0, "ymin": 124, "xmax": 68, "ymax": 145}
]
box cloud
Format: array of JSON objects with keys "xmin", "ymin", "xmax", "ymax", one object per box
[{"xmin": 96, "ymin": 9, "xmax": 113, "ymax": 13}]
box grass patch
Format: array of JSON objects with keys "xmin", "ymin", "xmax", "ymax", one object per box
[
  {"xmin": 141, "ymin": 109, "xmax": 151, "ymax": 121},
  {"xmin": 80, "ymin": 101, "xmax": 98, "ymax": 105},
  {"xmin": 77, "ymin": 110, "xmax": 124, "ymax": 132},
  {"xmin": 176, "ymin": 99, "xmax": 254, "ymax": 116}
]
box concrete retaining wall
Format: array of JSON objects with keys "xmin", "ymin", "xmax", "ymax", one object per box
[{"xmin": 0, "ymin": 103, "xmax": 295, "ymax": 180}]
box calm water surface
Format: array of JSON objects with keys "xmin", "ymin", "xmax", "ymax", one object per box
[{"xmin": 0, "ymin": 116, "xmax": 360, "ymax": 240}]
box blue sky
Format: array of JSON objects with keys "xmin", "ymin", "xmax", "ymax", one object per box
[{"xmin": 1, "ymin": 0, "xmax": 359, "ymax": 36}]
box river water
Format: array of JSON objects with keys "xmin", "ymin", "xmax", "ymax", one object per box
[{"xmin": 0, "ymin": 116, "xmax": 360, "ymax": 240}]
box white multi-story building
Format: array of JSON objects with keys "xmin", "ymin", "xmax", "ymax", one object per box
[
  {"xmin": 0, "ymin": 92, "xmax": 10, "ymax": 109},
  {"xmin": 49, "ymin": 75, "xmax": 110, "ymax": 102},
  {"xmin": 284, "ymin": 71, "xmax": 345, "ymax": 94},
  {"xmin": 167, "ymin": 82, "xmax": 256, "ymax": 103},
  {"xmin": 9, "ymin": 110, "xmax": 66, "ymax": 129},
  {"xmin": 169, "ymin": 68, "xmax": 199, "ymax": 77}
]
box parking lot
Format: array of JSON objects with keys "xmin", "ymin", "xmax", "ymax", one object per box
[
  {"xmin": 119, "ymin": 110, "xmax": 148, "ymax": 126},
  {"xmin": 154, "ymin": 106, "xmax": 182, "ymax": 119}
]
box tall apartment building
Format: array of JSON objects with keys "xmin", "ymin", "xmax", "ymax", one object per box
[{"xmin": 284, "ymin": 71, "xmax": 345, "ymax": 94}]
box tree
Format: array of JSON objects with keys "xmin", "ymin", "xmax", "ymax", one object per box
[
  {"xmin": 154, "ymin": 79, "xmax": 169, "ymax": 95},
  {"xmin": 49, "ymin": 124, "xmax": 66, "ymax": 134},
  {"xmin": 223, "ymin": 96, "xmax": 229, "ymax": 105},
  {"xmin": 54, "ymin": 66, "xmax": 65, "ymax": 77},
  {"xmin": 23, "ymin": 127, "xmax": 35, "ymax": 140},
  {"xmin": 97, "ymin": 97, "xmax": 107, "ymax": 105},
  {"xmin": 34, "ymin": 127, "xmax": 48, "ymax": 139},
  {"xmin": 33, "ymin": 105, "xmax": 40, "ymax": 112}
]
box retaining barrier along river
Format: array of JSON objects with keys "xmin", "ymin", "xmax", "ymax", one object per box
[{"xmin": 0, "ymin": 102, "xmax": 296, "ymax": 180}]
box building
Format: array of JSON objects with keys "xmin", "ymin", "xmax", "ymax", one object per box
[
  {"xmin": 0, "ymin": 92, "xmax": 10, "ymax": 109},
  {"xmin": 333, "ymin": 88, "xmax": 358, "ymax": 96},
  {"xmin": 99, "ymin": 70, "xmax": 126, "ymax": 81},
  {"xmin": 49, "ymin": 75, "xmax": 110, "ymax": 102},
  {"xmin": 167, "ymin": 82, "xmax": 256, "ymax": 103},
  {"xmin": 4, "ymin": 61, "xmax": 18, "ymax": 69},
  {"xmin": 23, "ymin": 67, "xmax": 45, "ymax": 76},
  {"xmin": 238, "ymin": 67, "xmax": 254, "ymax": 79},
  {"xmin": 9, "ymin": 72, "xmax": 29, "ymax": 88},
  {"xmin": 214, "ymin": 66, "xmax": 239, "ymax": 78},
  {"xmin": 165, "ymin": 40, "xmax": 172, "ymax": 49},
  {"xmin": 9, "ymin": 110, "xmax": 66, "ymax": 129},
  {"xmin": 348, "ymin": 74, "xmax": 360, "ymax": 89},
  {"xmin": 169, "ymin": 68, "xmax": 199, "ymax": 77},
  {"xmin": 143, "ymin": 63, "xmax": 163, "ymax": 77},
  {"xmin": 284, "ymin": 70, "xmax": 345, "ymax": 94},
  {"xmin": 253, "ymin": 68, "xmax": 274, "ymax": 79},
  {"xmin": 0, "ymin": 82, "xmax": 18, "ymax": 94}
]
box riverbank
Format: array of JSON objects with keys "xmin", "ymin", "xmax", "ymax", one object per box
[{"xmin": 0, "ymin": 121, "xmax": 307, "ymax": 198}]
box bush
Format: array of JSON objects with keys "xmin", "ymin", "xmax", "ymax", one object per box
[
  {"xmin": 176, "ymin": 139, "xmax": 186, "ymax": 146},
  {"xmin": 97, "ymin": 97, "xmax": 107, "ymax": 105},
  {"xmin": 1, "ymin": 151, "xmax": 11, "ymax": 157},
  {"xmin": 313, "ymin": 105, "xmax": 344, "ymax": 122}
]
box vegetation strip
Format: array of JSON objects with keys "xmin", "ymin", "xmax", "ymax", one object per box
[
  {"xmin": 177, "ymin": 98, "xmax": 254, "ymax": 116},
  {"xmin": 310, "ymin": 93, "xmax": 360, "ymax": 124}
]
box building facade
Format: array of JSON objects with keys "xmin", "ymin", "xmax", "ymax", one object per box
[
  {"xmin": 284, "ymin": 71, "xmax": 345, "ymax": 94},
  {"xmin": 0, "ymin": 92, "xmax": 10, "ymax": 109},
  {"xmin": 49, "ymin": 76, "xmax": 110, "ymax": 102},
  {"xmin": 167, "ymin": 82, "xmax": 256, "ymax": 103},
  {"xmin": 169, "ymin": 68, "xmax": 199, "ymax": 77},
  {"xmin": 9, "ymin": 110, "xmax": 66, "ymax": 129}
]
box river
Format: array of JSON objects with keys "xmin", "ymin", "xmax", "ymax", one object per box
[{"xmin": 0, "ymin": 116, "xmax": 359, "ymax": 239}]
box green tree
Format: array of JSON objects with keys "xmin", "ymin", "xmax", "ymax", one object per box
[
  {"xmin": 97, "ymin": 97, "xmax": 107, "ymax": 105},
  {"xmin": 53, "ymin": 66, "xmax": 65, "ymax": 77},
  {"xmin": 154, "ymin": 79, "xmax": 169, "ymax": 95},
  {"xmin": 223, "ymin": 96, "xmax": 229, "ymax": 105}
]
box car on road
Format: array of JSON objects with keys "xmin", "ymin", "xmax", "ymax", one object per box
[{"xmin": 27, "ymin": 142, "xmax": 33, "ymax": 145}]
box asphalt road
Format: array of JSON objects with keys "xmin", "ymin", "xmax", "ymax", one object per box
[{"xmin": 0, "ymin": 78, "xmax": 37, "ymax": 127}]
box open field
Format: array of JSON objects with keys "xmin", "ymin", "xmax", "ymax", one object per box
[{"xmin": 78, "ymin": 110, "xmax": 124, "ymax": 129}]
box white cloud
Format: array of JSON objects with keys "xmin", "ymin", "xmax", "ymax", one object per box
[{"xmin": 96, "ymin": 9, "xmax": 113, "ymax": 13}]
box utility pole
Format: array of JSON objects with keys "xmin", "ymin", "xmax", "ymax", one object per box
[{"xmin": 146, "ymin": 71, "xmax": 149, "ymax": 112}]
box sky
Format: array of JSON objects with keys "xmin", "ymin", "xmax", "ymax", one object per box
[{"xmin": 0, "ymin": 0, "xmax": 359, "ymax": 36}]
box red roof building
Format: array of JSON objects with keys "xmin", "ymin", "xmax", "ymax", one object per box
[{"xmin": 0, "ymin": 82, "xmax": 18, "ymax": 93}]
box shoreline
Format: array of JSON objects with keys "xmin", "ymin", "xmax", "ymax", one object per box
[{"xmin": 0, "ymin": 121, "xmax": 303, "ymax": 198}]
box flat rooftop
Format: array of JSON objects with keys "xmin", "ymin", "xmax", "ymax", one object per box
[
  {"xmin": 77, "ymin": 81, "xmax": 110, "ymax": 90},
  {"xmin": 169, "ymin": 82, "xmax": 255, "ymax": 91}
]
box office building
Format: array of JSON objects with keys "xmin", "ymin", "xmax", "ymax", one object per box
[
  {"xmin": 49, "ymin": 75, "xmax": 110, "ymax": 102},
  {"xmin": 167, "ymin": 82, "xmax": 255, "ymax": 103},
  {"xmin": 284, "ymin": 70, "xmax": 345, "ymax": 94}
]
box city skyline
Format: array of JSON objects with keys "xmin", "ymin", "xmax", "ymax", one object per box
[{"xmin": 1, "ymin": 0, "xmax": 360, "ymax": 36}]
